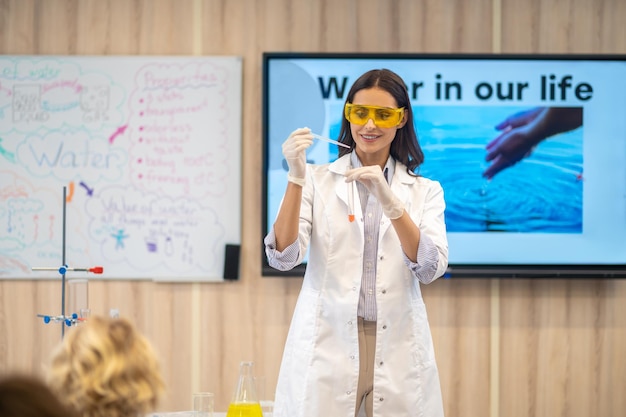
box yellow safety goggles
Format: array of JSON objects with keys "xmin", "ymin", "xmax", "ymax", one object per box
[{"xmin": 344, "ymin": 103, "xmax": 405, "ymax": 128}]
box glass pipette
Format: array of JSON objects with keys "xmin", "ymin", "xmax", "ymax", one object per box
[{"xmin": 311, "ymin": 133, "xmax": 351, "ymax": 149}]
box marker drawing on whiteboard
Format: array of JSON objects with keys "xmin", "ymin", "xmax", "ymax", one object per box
[
  {"xmin": 0, "ymin": 137, "xmax": 15, "ymax": 162},
  {"xmin": 108, "ymin": 124, "xmax": 128, "ymax": 144},
  {"xmin": 112, "ymin": 229, "xmax": 129, "ymax": 250},
  {"xmin": 65, "ymin": 181, "xmax": 75, "ymax": 203},
  {"xmin": 79, "ymin": 181, "xmax": 94, "ymax": 196}
]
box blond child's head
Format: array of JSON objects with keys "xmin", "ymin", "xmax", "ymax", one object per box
[{"xmin": 48, "ymin": 316, "xmax": 165, "ymax": 417}]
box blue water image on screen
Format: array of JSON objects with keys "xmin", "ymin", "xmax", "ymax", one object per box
[{"xmin": 414, "ymin": 106, "xmax": 583, "ymax": 233}]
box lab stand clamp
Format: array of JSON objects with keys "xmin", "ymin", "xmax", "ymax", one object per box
[
  {"xmin": 32, "ymin": 264, "xmax": 103, "ymax": 327},
  {"xmin": 31, "ymin": 185, "xmax": 104, "ymax": 337}
]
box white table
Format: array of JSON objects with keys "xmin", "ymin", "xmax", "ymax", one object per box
[{"xmin": 148, "ymin": 412, "xmax": 226, "ymax": 417}]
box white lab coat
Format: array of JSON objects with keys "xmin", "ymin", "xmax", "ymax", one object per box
[{"xmin": 269, "ymin": 154, "xmax": 449, "ymax": 417}]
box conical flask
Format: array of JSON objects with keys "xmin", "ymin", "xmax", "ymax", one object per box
[{"xmin": 226, "ymin": 361, "xmax": 264, "ymax": 417}]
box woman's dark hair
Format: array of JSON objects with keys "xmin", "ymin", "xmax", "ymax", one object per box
[
  {"xmin": 0, "ymin": 374, "xmax": 78, "ymax": 417},
  {"xmin": 337, "ymin": 69, "xmax": 424, "ymax": 175}
]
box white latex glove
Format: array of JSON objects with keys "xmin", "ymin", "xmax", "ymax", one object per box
[
  {"xmin": 282, "ymin": 127, "xmax": 313, "ymax": 186},
  {"xmin": 345, "ymin": 165, "xmax": 405, "ymax": 219}
]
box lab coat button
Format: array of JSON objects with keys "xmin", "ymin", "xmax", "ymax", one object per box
[
  {"xmin": 346, "ymin": 391, "xmax": 351, "ymax": 395},
  {"xmin": 348, "ymin": 321, "xmax": 353, "ymax": 325},
  {"xmin": 382, "ymin": 325, "xmax": 387, "ymax": 329},
  {"xmin": 350, "ymin": 355, "xmax": 355, "ymax": 359},
  {"xmin": 381, "ymin": 289, "xmax": 386, "ymax": 294},
  {"xmin": 379, "ymin": 361, "xmax": 384, "ymax": 366},
  {"xmin": 379, "ymin": 397, "xmax": 384, "ymax": 401}
]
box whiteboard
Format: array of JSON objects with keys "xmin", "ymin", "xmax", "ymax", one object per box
[{"xmin": 0, "ymin": 56, "xmax": 242, "ymax": 282}]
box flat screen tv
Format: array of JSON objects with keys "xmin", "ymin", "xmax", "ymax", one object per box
[{"xmin": 262, "ymin": 52, "xmax": 626, "ymax": 278}]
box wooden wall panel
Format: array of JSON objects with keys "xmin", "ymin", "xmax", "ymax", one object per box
[
  {"xmin": 499, "ymin": 279, "xmax": 626, "ymax": 417},
  {"xmin": 0, "ymin": 0, "xmax": 624, "ymax": 415},
  {"xmin": 500, "ymin": 0, "xmax": 626, "ymax": 53},
  {"xmin": 0, "ymin": 0, "xmax": 35, "ymax": 54},
  {"xmin": 423, "ymin": 278, "xmax": 493, "ymax": 417},
  {"xmin": 0, "ymin": 281, "xmax": 61, "ymax": 373}
]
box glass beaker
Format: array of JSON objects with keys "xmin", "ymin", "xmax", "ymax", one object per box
[
  {"xmin": 67, "ymin": 278, "xmax": 88, "ymax": 317},
  {"xmin": 226, "ymin": 361, "xmax": 263, "ymax": 417},
  {"xmin": 193, "ymin": 392, "xmax": 214, "ymax": 417}
]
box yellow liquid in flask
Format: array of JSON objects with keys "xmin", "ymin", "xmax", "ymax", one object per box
[{"xmin": 226, "ymin": 402, "xmax": 264, "ymax": 417}]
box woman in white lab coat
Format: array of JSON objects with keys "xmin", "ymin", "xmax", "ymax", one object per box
[{"xmin": 265, "ymin": 69, "xmax": 449, "ymax": 417}]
